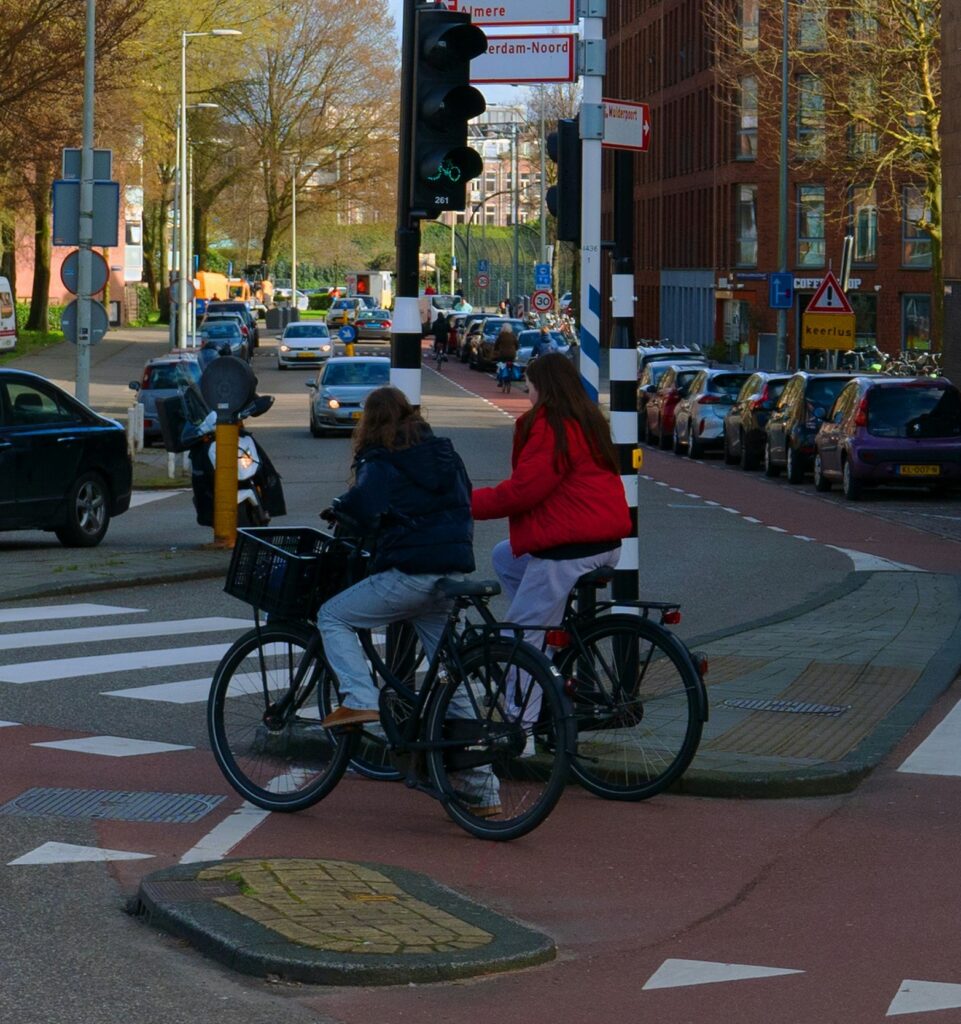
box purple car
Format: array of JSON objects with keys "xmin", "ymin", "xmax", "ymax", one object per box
[{"xmin": 813, "ymin": 376, "xmax": 961, "ymax": 500}]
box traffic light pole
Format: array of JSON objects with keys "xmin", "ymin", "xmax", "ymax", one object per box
[
  {"xmin": 392, "ymin": 0, "xmax": 423, "ymax": 407},
  {"xmin": 609, "ymin": 148, "xmax": 639, "ymax": 605}
]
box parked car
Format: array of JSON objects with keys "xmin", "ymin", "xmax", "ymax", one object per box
[
  {"xmin": 722, "ymin": 371, "xmax": 792, "ymax": 470},
  {"xmin": 763, "ymin": 371, "xmax": 853, "ymax": 482},
  {"xmin": 672, "ymin": 369, "xmax": 752, "ymax": 458},
  {"xmin": 644, "ymin": 363, "xmax": 707, "ymax": 449},
  {"xmin": 277, "ymin": 322, "xmax": 334, "ymax": 369},
  {"xmin": 637, "ymin": 359, "xmax": 706, "ymax": 443},
  {"xmin": 325, "ymin": 296, "xmax": 376, "ymax": 328},
  {"xmin": 198, "ymin": 320, "xmax": 247, "ymax": 361},
  {"xmin": 514, "ymin": 329, "xmax": 571, "ymax": 374},
  {"xmin": 354, "ymin": 308, "xmax": 392, "ymax": 341},
  {"xmin": 559, "ymin": 291, "xmax": 573, "ymax": 315},
  {"xmin": 129, "ymin": 352, "xmax": 203, "ymax": 446},
  {"xmin": 458, "ymin": 315, "xmax": 487, "ymax": 362},
  {"xmin": 305, "ymin": 356, "xmax": 391, "ymax": 436},
  {"xmin": 467, "ymin": 317, "xmax": 528, "ymax": 370},
  {"xmin": 204, "ymin": 300, "xmax": 259, "ymax": 348},
  {"xmin": 0, "ymin": 368, "xmax": 132, "ymax": 546},
  {"xmin": 636, "ymin": 343, "xmax": 705, "ymax": 373},
  {"xmin": 814, "ymin": 376, "xmax": 961, "ymax": 500},
  {"xmin": 199, "ymin": 311, "xmax": 252, "ymax": 353}
]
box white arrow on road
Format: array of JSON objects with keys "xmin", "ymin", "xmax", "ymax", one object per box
[{"xmin": 642, "ymin": 958, "xmax": 804, "ymax": 990}]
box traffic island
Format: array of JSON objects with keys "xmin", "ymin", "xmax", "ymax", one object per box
[{"xmin": 131, "ymin": 858, "xmax": 556, "ymax": 985}]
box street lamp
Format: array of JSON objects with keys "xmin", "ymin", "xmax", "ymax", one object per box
[{"xmin": 177, "ymin": 27, "xmax": 241, "ymax": 350}]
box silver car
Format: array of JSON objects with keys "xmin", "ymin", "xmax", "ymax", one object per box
[
  {"xmin": 306, "ymin": 356, "xmax": 391, "ymax": 436},
  {"xmin": 277, "ymin": 322, "xmax": 334, "ymax": 369},
  {"xmin": 672, "ymin": 368, "xmax": 752, "ymax": 459}
]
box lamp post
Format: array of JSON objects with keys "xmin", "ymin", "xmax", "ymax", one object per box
[
  {"xmin": 511, "ymin": 121, "xmax": 519, "ymax": 305},
  {"xmin": 776, "ymin": 0, "xmax": 789, "ymax": 369},
  {"xmin": 177, "ymin": 27, "xmax": 241, "ymax": 350},
  {"xmin": 185, "ymin": 102, "xmax": 218, "ymax": 345}
]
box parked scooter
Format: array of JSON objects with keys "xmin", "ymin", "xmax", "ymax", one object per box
[{"xmin": 186, "ymin": 394, "xmax": 286, "ymax": 528}]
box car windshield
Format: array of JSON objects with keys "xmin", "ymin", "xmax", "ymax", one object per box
[
  {"xmin": 201, "ymin": 324, "xmax": 238, "ymax": 337},
  {"xmin": 712, "ymin": 373, "xmax": 751, "ymax": 398},
  {"xmin": 358, "ymin": 310, "xmax": 389, "ymax": 320},
  {"xmin": 867, "ymin": 386, "xmax": 961, "ymax": 439},
  {"xmin": 146, "ymin": 362, "xmax": 201, "ymax": 389},
  {"xmin": 332, "ymin": 300, "xmax": 351, "ymax": 310},
  {"xmin": 807, "ymin": 377, "xmax": 848, "ymax": 409},
  {"xmin": 321, "ymin": 362, "xmax": 390, "ymax": 387},
  {"xmin": 431, "ymin": 296, "xmax": 456, "ymax": 310},
  {"xmin": 285, "ymin": 324, "xmax": 329, "ymax": 338}
]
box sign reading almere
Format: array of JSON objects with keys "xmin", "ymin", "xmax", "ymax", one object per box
[{"xmin": 449, "ymin": 0, "xmax": 575, "ymax": 25}]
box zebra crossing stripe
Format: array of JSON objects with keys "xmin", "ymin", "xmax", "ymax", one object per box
[
  {"xmin": 0, "ymin": 644, "xmax": 233, "ymax": 684},
  {"xmin": 102, "ymin": 679, "xmax": 212, "ymax": 704},
  {"xmin": 0, "ymin": 603, "xmax": 144, "ymax": 624},
  {"xmin": 0, "ymin": 617, "xmax": 249, "ymax": 652}
]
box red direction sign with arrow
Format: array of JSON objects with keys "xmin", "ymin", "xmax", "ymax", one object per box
[{"xmin": 806, "ymin": 271, "xmax": 854, "ymax": 314}]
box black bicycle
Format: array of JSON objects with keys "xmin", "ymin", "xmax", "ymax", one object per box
[
  {"xmin": 207, "ymin": 525, "xmax": 575, "ymax": 841},
  {"xmin": 341, "ymin": 568, "xmax": 709, "ymax": 802}
]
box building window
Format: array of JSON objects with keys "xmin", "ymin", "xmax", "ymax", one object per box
[
  {"xmin": 739, "ymin": 0, "xmax": 759, "ymax": 50},
  {"xmin": 798, "ymin": 0, "xmax": 827, "ymax": 50},
  {"xmin": 849, "ymin": 0, "xmax": 879, "ymax": 41},
  {"xmin": 797, "ymin": 75, "xmax": 825, "ymax": 158},
  {"xmin": 850, "ymin": 186, "xmax": 878, "ymax": 263},
  {"xmin": 849, "ymin": 292, "xmax": 877, "ymax": 347},
  {"xmin": 735, "ymin": 184, "xmax": 757, "ymax": 266},
  {"xmin": 737, "ymin": 77, "xmax": 758, "ymax": 160},
  {"xmin": 902, "ymin": 293, "xmax": 932, "ymax": 351},
  {"xmin": 902, "ymin": 185, "xmax": 933, "ymax": 268},
  {"xmin": 797, "ymin": 185, "xmax": 825, "ymax": 267},
  {"xmin": 848, "ymin": 76, "xmax": 878, "ymax": 155}
]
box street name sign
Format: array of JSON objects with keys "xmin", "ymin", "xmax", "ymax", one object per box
[
  {"xmin": 471, "ymin": 34, "xmax": 576, "ymax": 83},
  {"xmin": 602, "ymin": 99, "xmax": 651, "ymax": 152},
  {"xmin": 449, "ymin": 0, "xmax": 576, "ymax": 25}
]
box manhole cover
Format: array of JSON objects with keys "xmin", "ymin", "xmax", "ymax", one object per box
[
  {"xmin": 0, "ymin": 787, "xmax": 224, "ymax": 823},
  {"xmin": 722, "ymin": 698, "xmax": 851, "ymax": 717}
]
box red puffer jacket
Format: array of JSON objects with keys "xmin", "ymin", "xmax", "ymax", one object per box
[{"xmin": 472, "ymin": 408, "xmax": 631, "ymax": 556}]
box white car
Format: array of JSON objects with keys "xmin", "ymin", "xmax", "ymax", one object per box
[{"xmin": 276, "ymin": 322, "xmax": 334, "ymax": 369}]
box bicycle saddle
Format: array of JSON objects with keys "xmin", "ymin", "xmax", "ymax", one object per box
[
  {"xmin": 435, "ymin": 577, "xmax": 501, "ymax": 597},
  {"xmin": 576, "ymin": 568, "xmax": 614, "ymax": 588}
]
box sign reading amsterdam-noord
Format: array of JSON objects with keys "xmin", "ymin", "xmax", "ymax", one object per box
[
  {"xmin": 471, "ymin": 34, "xmax": 576, "ymax": 83},
  {"xmin": 449, "ymin": 0, "xmax": 576, "ymax": 25},
  {"xmin": 602, "ymin": 99, "xmax": 651, "ymax": 152}
]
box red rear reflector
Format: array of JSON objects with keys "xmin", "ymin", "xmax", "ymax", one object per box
[
  {"xmin": 697, "ymin": 394, "xmax": 721, "ymax": 404},
  {"xmin": 661, "ymin": 610, "xmax": 681, "ymax": 625},
  {"xmin": 696, "ymin": 655, "xmax": 709, "ymax": 676},
  {"xmin": 545, "ymin": 629, "xmax": 572, "ymax": 648}
]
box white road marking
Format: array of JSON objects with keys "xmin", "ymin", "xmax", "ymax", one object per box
[
  {"xmin": 743, "ymin": 516, "xmax": 761, "ymax": 524},
  {"xmin": 887, "ymin": 980, "xmax": 961, "ymax": 1016},
  {"xmin": 0, "ymin": 720, "xmax": 19, "ymax": 727},
  {"xmin": 642, "ymin": 958, "xmax": 804, "ymax": 991},
  {"xmin": 0, "ymin": 643, "xmax": 232, "ymax": 684},
  {"xmin": 827, "ymin": 546, "xmax": 924, "ymax": 572},
  {"xmin": 0, "ymin": 617, "xmax": 249, "ymax": 652},
  {"xmin": 898, "ymin": 700, "xmax": 961, "ymax": 777},
  {"xmin": 31, "ymin": 736, "xmax": 193, "ymax": 757},
  {"xmin": 9, "ymin": 842, "xmax": 154, "ymax": 866},
  {"xmin": 767, "ymin": 525, "xmax": 788, "ymax": 533},
  {"xmin": 0, "ymin": 603, "xmax": 144, "ymax": 624},
  {"xmin": 179, "ymin": 802, "xmax": 271, "ymax": 864},
  {"xmin": 102, "ymin": 678, "xmax": 212, "ymax": 704},
  {"xmin": 129, "ymin": 490, "xmax": 185, "ymax": 508}
]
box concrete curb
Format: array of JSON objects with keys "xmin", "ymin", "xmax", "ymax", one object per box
[{"xmin": 131, "ymin": 858, "xmax": 556, "ymax": 985}]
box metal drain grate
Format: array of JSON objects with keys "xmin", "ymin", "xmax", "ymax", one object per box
[
  {"xmin": 0, "ymin": 787, "xmax": 224, "ymax": 823},
  {"xmin": 722, "ymin": 698, "xmax": 851, "ymax": 717}
]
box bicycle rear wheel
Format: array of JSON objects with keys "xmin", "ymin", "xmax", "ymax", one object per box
[
  {"xmin": 426, "ymin": 639, "xmax": 573, "ymax": 841},
  {"xmin": 319, "ymin": 622, "xmax": 425, "ymax": 781},
  {"xmin": 208, "ymin": 621, "xmax": 352, "ymax": 811},
  {"xmin": 556, "ymin": 614, "xmax": 706, "ymax": 801}
]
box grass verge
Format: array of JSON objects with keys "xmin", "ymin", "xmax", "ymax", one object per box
[{"xmin": 0, "ymin": 329, "xmax": 65, "ymax": 365}]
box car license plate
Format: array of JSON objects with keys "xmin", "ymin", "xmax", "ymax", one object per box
[
  {"xmin": 351, "ymin": 411, "xmax": 362, "ymax": 420},
  {"xmin": 298, "ymin": 351, "xmax": 315, "ymax": 358},
  {"xmin": 897, "ymin": 464, "xmax": 940, "ymax": 476}
]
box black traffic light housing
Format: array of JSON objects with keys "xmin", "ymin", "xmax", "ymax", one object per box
[
  {"xmin": 411, "ymin": 8, "xmax": 487, "ymax": 219},
  {"xmin": 546, "ymin": 116, "xmax": 581, "ymax": 245}
]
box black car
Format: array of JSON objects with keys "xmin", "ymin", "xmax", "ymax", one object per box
[
  {"xmin": 467, "ymin": 317, "xmax": 527, "ymax": 370},
  {"xmin": 763, "ymin": 371, "xmax": 853, "ymax": 482},
  {"xmin": 722, "ymin": 371, "xmax": 791, "ymax": 470},
  {"xmin": 205, "ymin": 300, "xmax": 259, "ymax": 348},
  {"xmin": 0, "ymin": 369, "xmax": 132, "ymax": 546},
  {"xmin": 637, "ymin": 358, "xmax": 706, "ymax": 444}
]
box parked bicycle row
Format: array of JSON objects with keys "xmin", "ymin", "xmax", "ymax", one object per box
[{"xmin": 638, "ymin": 350, "xmax": 961, "ymax": 500}]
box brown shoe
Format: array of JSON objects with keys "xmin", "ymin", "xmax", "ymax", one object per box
[
  {"xmin": 321, "ymin": 706, "xmax": 380, "ymax": 728},
  {"xmin": 473, "ymin": 804, "xmax": 502, "ymax": 819}
]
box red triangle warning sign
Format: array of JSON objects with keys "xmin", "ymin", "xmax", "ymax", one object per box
[{"xmin": 807, "ymin": 271, "xmax": 854, "ymax": 314}]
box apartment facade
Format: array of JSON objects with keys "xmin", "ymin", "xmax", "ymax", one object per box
[{"xmin": 605, "ymin": 0, "xmax": 936, "ymax": 365}]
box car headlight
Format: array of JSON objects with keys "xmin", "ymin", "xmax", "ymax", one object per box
[
  {"xmin": 326, "ymin": 398, "xmax": 340, "ymax": 409},
  {"xmin": 279, "ymin": 344, "xmax": 290, "ymax": 352},
  {"xmin": 320, "ymin": 343, "xmax": 331, "ymax": 352}
]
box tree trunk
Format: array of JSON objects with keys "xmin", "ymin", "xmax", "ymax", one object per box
[
  {"xmin": 260, "ymin": 214, "xmax": 277, "ymax": 266},
  {"xmin": 0, "ymin": 219, "xmax": 16, "ymax": 297},
  {"xmin": 26, "ymin": 171, "xmax": 50, "ymax": 332}
]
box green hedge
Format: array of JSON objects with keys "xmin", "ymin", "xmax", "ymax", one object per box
[
  {"xmin": 308, "ymin": 293, "xmax": 333, "ymax": 312},
  {"xmin": 16, "ymin": 302, "xmax": 65, "ymax": 332}
]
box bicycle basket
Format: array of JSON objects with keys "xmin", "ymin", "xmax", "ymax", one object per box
[{"xmin": 224, "ymin": 527, "xmax": 360, "ymax": 618}]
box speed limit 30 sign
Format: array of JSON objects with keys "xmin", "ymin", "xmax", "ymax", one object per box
[{"xmin": 531, "ymin": 289, "xmax": 554, "ymax": 313}]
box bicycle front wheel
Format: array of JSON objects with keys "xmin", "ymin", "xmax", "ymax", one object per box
[
  {"xmin": 208, "ymin": 621, "xmax": 353, "ymax": 811},
  {"xmin": 426, "ymin": 639, "xmax": 573, "ymax": 841},
  {"xmin": 556, "ymin": 614, "xmax": 706, "ymax": 801}
]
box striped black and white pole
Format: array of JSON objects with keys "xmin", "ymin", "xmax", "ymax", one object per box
[{"xmin": 609, "ymin": 148, "xmax": 639, "ymax": 607}]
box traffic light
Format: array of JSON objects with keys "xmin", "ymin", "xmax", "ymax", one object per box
[
  {"xmin": 411, "ymin": 8, "xmax": 487, "ymax": 219},
  {"xmin": 546, "ymin": 117, "xmax": 581, "ymax": 245}
]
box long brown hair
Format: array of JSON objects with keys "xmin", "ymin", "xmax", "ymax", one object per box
[
  {"xmin": 520, "ymin": 353, "xmax": 618, "ymax": 472},
  {"xmin": 352, "ymin": 386, "xmax": 427, "ymax": 457}
]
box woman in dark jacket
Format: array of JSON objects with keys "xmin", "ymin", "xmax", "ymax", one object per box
[{"xmin": 319, "ymin": 386, "xmax": 474, "ymax": 728}]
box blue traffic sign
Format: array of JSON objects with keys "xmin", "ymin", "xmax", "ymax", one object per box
[
  {"xmin": 338, "ymin": 325, "xmax": 357, "ymax": 342},
  {"xmin": 534, "ymin": 262, "xmax": 552, "ymax": 289},
  {"xmin": 769, "ymin": 272, "xmax": 794, "ymax": 310},
  {"xmin": 477, "ymin": 259, "xmax": 490, "ymax": 273}
]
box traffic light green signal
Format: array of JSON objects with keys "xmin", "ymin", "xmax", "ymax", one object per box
[
  {"xmin": 546, "ymin": 116, "xmax": 581, "ymax": 245},
  {"xmin": 411, "ymin": 8, "xmax": 487, "ymax": 219}
]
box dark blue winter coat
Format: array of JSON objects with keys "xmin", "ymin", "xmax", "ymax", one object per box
[{"xmin": 332, "ymin": 427, "xmax": 475, "ymax": 575}]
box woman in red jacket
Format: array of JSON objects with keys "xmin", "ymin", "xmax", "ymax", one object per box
[{"xmin": 472, "ymin": 352, "xmax": 631, "ymax": 634}]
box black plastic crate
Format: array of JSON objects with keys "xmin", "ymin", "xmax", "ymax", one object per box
[{"xmin": 224, "ymin": 527, "xmax": 347, "ymax": 619}]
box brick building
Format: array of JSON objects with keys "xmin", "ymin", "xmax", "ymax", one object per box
[{"xmin": 605, "ymin": 0, "xmax": 936, "ymax": 366}]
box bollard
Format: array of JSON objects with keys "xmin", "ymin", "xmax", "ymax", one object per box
[
  {"xmin": 213, "ymin": 421, "xmax": 240, "ymax": 548},
  {"xmin": 345, "ymin": 341, "xmax": 356, "ymax": 357}
]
